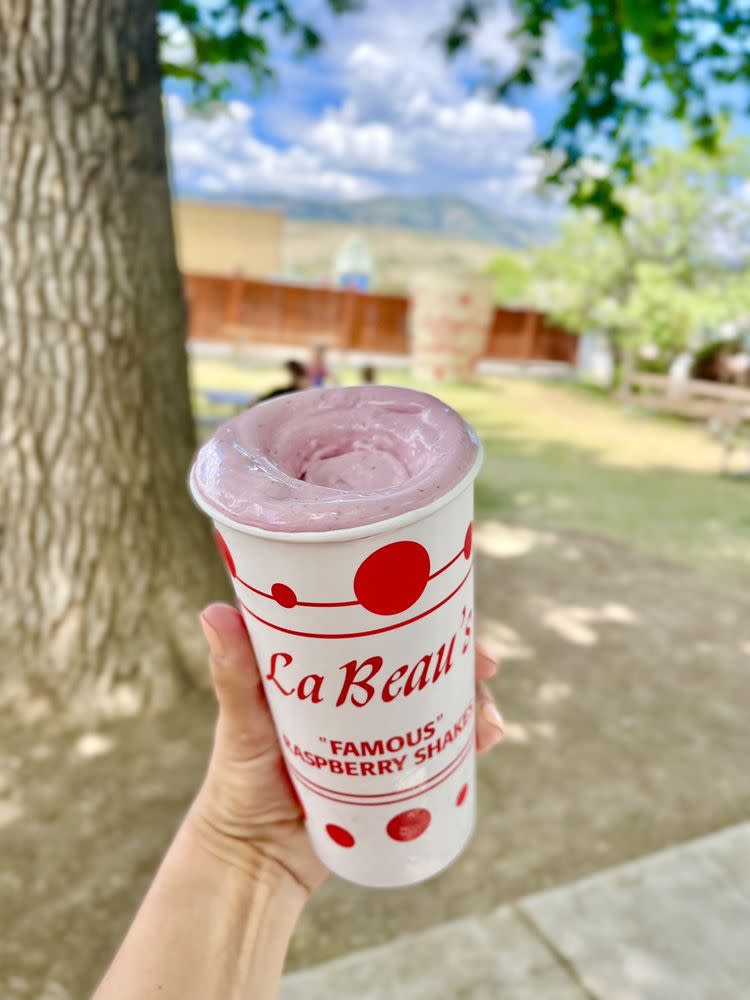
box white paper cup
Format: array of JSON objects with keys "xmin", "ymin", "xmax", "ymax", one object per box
[{"xmin": 190, "ymin": 449, "xmax": 482, "ymax": 888}]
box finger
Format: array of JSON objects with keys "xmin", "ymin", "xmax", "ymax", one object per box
[
  {"xmin": 475, "ymin": 641, "xmax": 499, "ymax": 681},
  {"xmin": 200, "ymin": 602, "xmax": 277, "ymax": 755},
  {"xmin": 475, "ymin": 680, "xmax": 505, "ymax": 753}
]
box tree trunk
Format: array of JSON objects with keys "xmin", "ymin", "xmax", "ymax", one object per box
[{"xmin": 0, "ymin": 0, "xmax": 229, "ymax": 719}]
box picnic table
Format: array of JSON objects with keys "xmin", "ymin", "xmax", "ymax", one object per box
[
  {"xmin": 196, "ymin": 388, "xmax": 258, "ymax": 428},
  {"xmin": 201, "ymin": 388, "xmax": 257, "ymax": 412}
]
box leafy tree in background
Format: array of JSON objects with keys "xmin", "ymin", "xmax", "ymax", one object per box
[
  {"xmin": 161, "ymin": 1, "xmax": 750, "ymax": 221},
  {"xmin": 160, "ymin": 0, "xmax": 359, "ymax": 99},
  {"xmin": 484, "ymin": 250, "xmax": 532, "ymax": 305},
  {"xmin": 527, "ymin": 143, "xmax": 750, "ymax": 359},
  {"xmin": 441, "ymin": 1, "xmax": 750, "ymax": 221},
  {"xmin": 2, "ymin": 0, "xmax": 748, "ymax": 716}
]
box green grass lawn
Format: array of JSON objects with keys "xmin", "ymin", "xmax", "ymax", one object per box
[{"xmin": 190, "ymin": 357, "xmax": 750, "ymax": 579}]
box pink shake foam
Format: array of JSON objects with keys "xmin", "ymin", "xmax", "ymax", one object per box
[{"xmin": 193, "ymin": 385, "xmax": 479, "ymax": 532}]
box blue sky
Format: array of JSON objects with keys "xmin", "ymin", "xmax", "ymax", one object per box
[
  {"xmin": 163, "ymin": 0, "xmax": 583, "ymax": 220},
  {"xmin": 163, "ymin": 2, "xmax": 750, "ymax": 219}
]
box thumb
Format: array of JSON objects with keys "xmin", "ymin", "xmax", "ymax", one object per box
[{"xmin": 200, "ymin": 603, "xmax": 277, "ymax": 760}]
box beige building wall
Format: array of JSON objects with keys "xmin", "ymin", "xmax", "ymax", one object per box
[{"xmin": 172, "ymin": 200, "xmax": 283, "ymax": 277}]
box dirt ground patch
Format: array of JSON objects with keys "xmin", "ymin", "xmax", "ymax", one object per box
[{"xmin": 2, "ymin": 526, "xmax": 750, "ymax": 998}]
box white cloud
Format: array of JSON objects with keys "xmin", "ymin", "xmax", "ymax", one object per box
[
  {"xmin": 166, "ymin": 94, "xmax": 380, "ymax": 201},
  {"xmin": 308, "ymin": 113, "xmax": 413, "ymax": 174},
  {"xmin": 165, "ymin": 0, "xmax": 576, "ymax": 218}
]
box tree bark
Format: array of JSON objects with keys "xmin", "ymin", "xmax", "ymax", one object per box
[{"xmin": 0, "ymin": 0, "xmax": 229, "ymax": 718}]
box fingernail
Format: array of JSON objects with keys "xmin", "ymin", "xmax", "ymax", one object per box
[
  {"xmin": 477, "ymin": 643, "xmax": 498, "ymax": 669},
  {"xmin": 200, "ymin": 615, "xmax": 225, "ymax": 661},
  {"xmin": 483, "ymin": 702, "xmax": 505, "ymax": 734}
]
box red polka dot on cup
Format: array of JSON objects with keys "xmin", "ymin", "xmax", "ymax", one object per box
[
  {"xmin": 213, "ymin": 530, "xmax": 236, "ymax": 578},
  {"xmin": 386, "ymin": 808, "xmax": 431, "ymax": 842},
  {"xmin": 354, "ymin": 541, "xmax": 430, "ymax": 616},
  {"xmin": 271, "ymin": 582, "xmax": 297, "ymax": 608},
  {"xmin": 463, "ymin": 523, "xmax": 473, "ymax": 560},
  {"xmin": 326, "ymin": 824, "xmax": 355, "ymax": 848}
]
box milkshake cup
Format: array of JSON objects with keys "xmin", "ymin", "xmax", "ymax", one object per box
[{"xmin": 190, "ymin": 386, "xmax": 482, "ymax": 887}]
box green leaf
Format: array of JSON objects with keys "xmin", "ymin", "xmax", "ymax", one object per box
[
  {"xmin": 160, "ymin": 62, "xmax": 204, "ymax": 82},
  {"xmin": 298, "ymin": 24, "xmax": 323, "ymax": 53},
  {"xmin": 160, "ymin": 0, "xmax": 359, "ymax": 103},
  {"xmin": 161, "ymin": 0, "xmax": 201, "ymax": 24}
]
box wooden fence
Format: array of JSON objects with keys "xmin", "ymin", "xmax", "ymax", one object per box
[{"xmin": 184, "ymin": 273, "xmax": 578, "ymax": 363}]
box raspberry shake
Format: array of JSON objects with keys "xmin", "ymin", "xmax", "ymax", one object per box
[
  {"xmin": 192, "ymin": 385, "xmax": 479, "ymax": 532},
  {"xmin": 191, "ymin": 385, "xmax": 482, "ymax": 887}
]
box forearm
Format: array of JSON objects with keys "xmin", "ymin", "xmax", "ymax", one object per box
[{"xmin": 94, "ymin": 818, "xmax": 307, "ymax": 1000}]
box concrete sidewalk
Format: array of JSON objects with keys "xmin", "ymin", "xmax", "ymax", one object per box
[{"xmin": 282, "ymin": 822, "xmax": 750, "ymax": 1000}]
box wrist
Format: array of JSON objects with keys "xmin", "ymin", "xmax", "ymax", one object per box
[
  {"xmin": 178, "ymin": 812, "xmax": 309, "ymax": 996},
  {"xmin": 183, "ymin": 796, "xmax": 311, "ymax": 904},
  {"xmin": 95, "ymin": 802, "xmax": 307, "ymax": 1000}
]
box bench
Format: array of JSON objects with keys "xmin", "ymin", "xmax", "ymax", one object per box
[
  {"xmin": 200, "ymin": 389, "xmax": 257, "ymax": 411},
  {"xmin": 620, "ymin": 373, "xmax": 750, "ymax": 474},
  {"xmin": 195, "ymin": 388, "xmax": 258, "ymax": 430}
]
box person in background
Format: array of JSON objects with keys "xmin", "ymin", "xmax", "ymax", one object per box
[
  {"xmin": 258, "ymin": 359, "xmax": 309, "ymax": 402},
  {"xmin": 308, "ymin": 343, "xmax": 336, "ymax": 387},
  {"xmin": 361, "ymin": 364, "xmax": 377, "ymax": 384}
]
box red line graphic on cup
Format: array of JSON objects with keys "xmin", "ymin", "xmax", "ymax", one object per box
[
  {"xmin": 224, "ymin": 523, "xmax": 474, "ymax": 616},
  {"xmin": 286, "ymin": 735, "xmax": 472, "ymax": 802},
  {"xmin": 240, "ymin": 564, "xmax": 472, "ymax": 640},
  {"xmin": 290, "ymin": 739, "xmax": 472, "ymax": 808}
]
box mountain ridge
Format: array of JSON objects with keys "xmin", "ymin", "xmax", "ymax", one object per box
[{"xmin": 178, "ymin": 191, "xmax": 555, "ymax": 248}]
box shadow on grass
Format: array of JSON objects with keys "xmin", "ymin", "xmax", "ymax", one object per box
[{"xmin": 474, "ymin": 426, "xmax": 750, "ymax": 581}]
